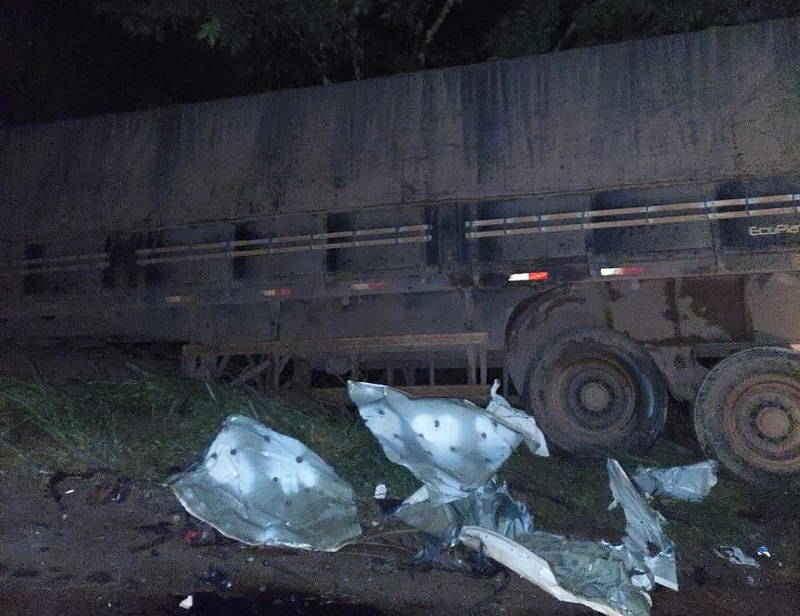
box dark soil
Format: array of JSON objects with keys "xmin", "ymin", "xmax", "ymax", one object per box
[{"xmin": 2, "ymin": 463, "xmax": 799, "ymax": 616}]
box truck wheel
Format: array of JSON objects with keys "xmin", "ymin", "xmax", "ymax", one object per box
[
  {"xmin": 694, "ymin": 347, "xmax": 800, "ymax": 490},
  {"xmin": 523, "ymin": 328, "xmax": 668, "ymax": 457}
]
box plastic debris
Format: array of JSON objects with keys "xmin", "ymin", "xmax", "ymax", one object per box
[
  {"xmin": 347, "ymin": 379, "xmax": 548, "ymax": 504},
  {"xmin": 758, "ymin": 546, "xmax": 771, "ymax": 558},
  {"xmin": 169, "ymin": 414, "xmax": 362, "ymax": 551},
  {"xmin": 607, "ymin": 459, "xmax": 678, "ymax": 591},
  {"xmin": 632, "ymin": 461, "xmax": 718, "ymax": 502},
  {"xmin": 199, "ymin": 565, "xmax": 233, "ymax": 589},
  {"xmin": 178, "ymin": 595, "xmax": 193, "ymax": 610},
  {"xmin": 715, "ymin": 546, "xmax": 761, "ymax": 568},
  {"xmin": 181, "ymin": 522, "xmax": 218, "ymax": 547}
]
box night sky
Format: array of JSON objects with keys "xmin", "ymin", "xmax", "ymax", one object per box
[
  {"xmin": 2, "ymin": 1, "xmax": 799, "ymax": 128},
  {"xmin": 0, "ymin": 0, "xmax": 516, "ymax": 128}
]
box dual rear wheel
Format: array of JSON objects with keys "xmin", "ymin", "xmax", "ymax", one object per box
[
  {"xmin": 694, "ymin": 347, "xmax": 800, "ymax": 490},
  {"xmin": 523, "ymin": 328, "xmax": 668, "ymax": 457},
  {"xmin": 522, "ymin": 329, "xmax": 800, "ymax": 490}
]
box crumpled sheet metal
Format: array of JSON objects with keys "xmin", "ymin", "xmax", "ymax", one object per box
[
  {"xmin": 715, "ymin": 546, "xmax": 761, "ymax": 568},
  {"xmin": 396, "ymin": 479, "xmax": 533, "ymax": 545},
  {"xmin": 633, "ymin": 460, "xmax": 718, "ymax": 502},
  {"xmin": 347, "ymin": 379, "xmax": 549, "ymax": 503},
  {"xmin": 459, "ymin": 460, "xmax": 680, "ymax": 616},
  {"xmin": 459, "ymin": 527, "xmax": 652, "ymax": 616},
  {"xmin": 483, "ymin": 380, "xmax": 549, "ymax": 457},
  {"xmin": 169, "ymin": 414, "xmax": 362, "ymax": 551},
  {"xmin": 607, "ymin": 459, "xmax": 678, "ymax": 591}
]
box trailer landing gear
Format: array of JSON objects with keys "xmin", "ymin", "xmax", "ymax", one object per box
[
  {"xmin": 694, "ymin": 346, "xmax": 800, "ymax": 491},
  {"xmin": 522, "ymin": 328, "xmax": 668, "ymax": 457}
]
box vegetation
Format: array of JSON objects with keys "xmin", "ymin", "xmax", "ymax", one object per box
[
  {"xmin": 3, "ymin": 1, "xmax": 800, "ymax": 126},
  {"xmin": 0, "ymin": 371, "xmax": 417, "ymax": 499},
  {"xmin": 93, "ymin": 0, "xmax": 800, "ymax": 82}
]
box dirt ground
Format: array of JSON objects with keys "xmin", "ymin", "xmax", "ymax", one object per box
[{"xmin": 2, "ymin": 464, "xmax": 799, "ymax": 616}]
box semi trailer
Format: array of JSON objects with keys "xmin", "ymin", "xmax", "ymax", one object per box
[{"xmin": 2, "ymin": 17, "xmax": 800, "ymax": 489}]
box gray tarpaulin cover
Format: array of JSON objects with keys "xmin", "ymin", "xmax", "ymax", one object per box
[
  {"xmin": 632, "ymin": 461, "xmax": 719, "ymax": 502},
  {"xmin": 169, "ymin": 414, "xmax": 362, "ymax": 551}
]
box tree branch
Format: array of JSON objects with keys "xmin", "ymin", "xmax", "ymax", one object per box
[{"xmin": 418, "ymin": 0, "xmax": 461, "ymax": 66}]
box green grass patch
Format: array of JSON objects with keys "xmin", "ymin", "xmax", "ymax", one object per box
[{"xmin": 0, "ymin": 371, "xmax": 417, "ymax": 501}]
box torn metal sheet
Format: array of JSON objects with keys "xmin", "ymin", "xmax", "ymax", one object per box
[
  {"xmin": 347, "ymin": 380, "xmax": 548, "ymax": 503},
  {"xmin": 633, "ymin": 461, "xmax": 718, "ymax": 502},
  {"xmin": 396, "ymin": 479, "xmax": 533, "ymax": 545},
  {"xmin": 607, "ymin": 459, "xmax": 678, "ymax": 591},
  {"xmin": 715, "ymin": 546, "xmax": 761, "ymax": 568},
  {"xmin": 169, "ymin": 414, "xmax": 362, "ymax": 551},
  {"xmin": 484, "ymin": 380, "xmax": 550, "ymax": 457},
  {"xmin": 460, "ymin": 527, "xmax": 652, "ymax": 616}
]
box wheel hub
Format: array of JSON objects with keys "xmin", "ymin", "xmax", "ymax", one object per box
[
  {"xmin": 755, "ymin": 406, "xmax": 792, "ymax": 441},
  {"xmin": 725, "ymin": 374, "xmax": 800, "ymax": 470},
  {"xmin": 579, "ymin": 382, "xmax": 612, "ymax": 413}
]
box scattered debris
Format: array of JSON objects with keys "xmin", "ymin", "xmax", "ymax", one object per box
[
  {"xmin": 180, "ymin": 522, "xmax": 218, "ymax": 547},
  {"xmin": 396, "ymin": 479, "xmax": 533, "ymax": 545},
  {"xmin": 348, "ymin": 380, "xmax": 543, "ymax": 544},
  {"xmin": 198, "ymin": 565, "xmax": 232, "ymax": 589},
  {"xmin": 410, "ymin": 537, "xmax": 504, "ymax": 575},
  {"xmin": 176, "ymin": 590, "xmax": 387, "ymax": 616},
  {"xmin": 633, "ymin": 461, "xmax": 718, "ymax": 502},
  {"xmin": 758, "ymin": 546, "xmax": 771, "ymax": 558},
  {"xmin": 715, "ymin": 546, "xmax": 761, "ymax": 568},
  {"xmin": 166, "ymin": 384, "xmax": 725, "ymax": 616},
  {"xmin": 169, "ymin": 414, "xmax": 362, "ymax": 551},
  {"xmin": 460, "ymin": 527, "xmax": 652, "ymax": 616},
  {"xmin": 459, "ymin": 460, "xmax": 678, "ymax": 616},
  {"xmin": 607, "ymin": 459, "xmax": 677, "ymax": 591}
]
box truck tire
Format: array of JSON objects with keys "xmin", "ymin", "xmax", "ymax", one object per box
[
  {"xmin": 522, "ymin": 328, "xmax": 668, "ymax": 457},
  {"xmin": 694, "ymin": 347, "xmax": 800, "ymax": 490}
]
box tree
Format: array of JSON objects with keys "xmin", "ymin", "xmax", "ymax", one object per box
[
  {"xmin": 483, "ymin": 0, "xmax": 800, "ymax": 59},
  {"xmin": 93, "ymin": 0, "xmax": 471, "ymax": 86}
]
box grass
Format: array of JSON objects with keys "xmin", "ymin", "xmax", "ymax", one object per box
[{"xmin": 0, "ymin": 370, "xmax": 418, "ymax": 502}]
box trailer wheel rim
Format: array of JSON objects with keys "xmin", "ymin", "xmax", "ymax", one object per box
[
  {"xmin": 723, "ymin": 375, "xmax": 800, "ymax": 473},
  {"xmin": 553, "ymin": 356, "xmax": 637, "ymax": 438}
]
